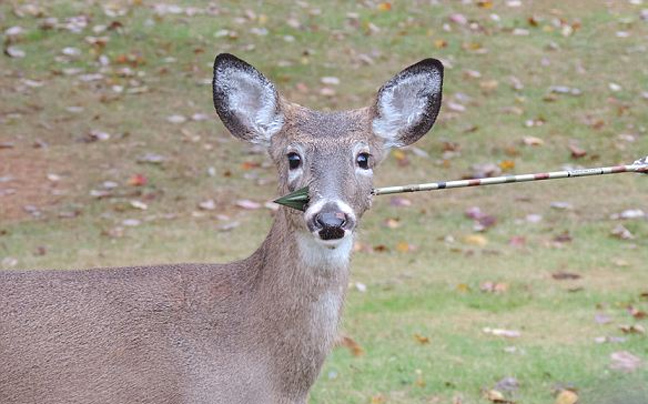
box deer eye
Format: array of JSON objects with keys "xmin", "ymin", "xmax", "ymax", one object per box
[
  {"xmin": 287, "ymin": 152, "xmax": 302, "ymax": 170},
  {"xmin": 356, "ymin": 152, "xmax": 371, "ymax": 170}
]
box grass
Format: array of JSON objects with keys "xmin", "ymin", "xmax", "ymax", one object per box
[{"xmin": 1, "ymin": 0, "xmax": 648, "ymax": 402}]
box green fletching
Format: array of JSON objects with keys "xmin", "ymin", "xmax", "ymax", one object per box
[{"xmin": 273, "ymin": 186, "xmax": 310, "ymax": 211}]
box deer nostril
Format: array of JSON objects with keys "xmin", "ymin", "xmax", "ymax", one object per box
[{"xmin": 316, "ymin": 211, "xmax": 347, "ymax": 229}]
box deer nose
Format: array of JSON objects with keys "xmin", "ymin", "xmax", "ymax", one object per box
[
  {"xmin": 316, "ymin": 211, "xmax": 347, "ymax": 229},
  {"xmin": 312, "ymin": 206, "xmax": 351, "ymax": 241},
  {"xmin": 306, "ymin": 201, "xmax": 357, "ymax": 242}
]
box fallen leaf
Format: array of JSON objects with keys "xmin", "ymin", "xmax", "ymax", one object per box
[
  {"xmin": 456, "ymin": 283, "xmax": 471, "ymax": 293},
  {"xmin": 498, "ymin": 160, "xmax": 515, "ymax": 171},
  {"xmin": 462, "ymin": 234, "xmax": 488, "ymax": 247},
  {"xmin": 568, "ymin": 144, "xmax": 587, "ymax": 159},
  {"xmin": 320, "ymin": 76, "xmax": 340, "ymax": 86},
  {"xmin": 383, "ymin": 217, "xmax": 400, "ymax": 229},
  {"xmin": 373, "ymin": 244, "xmax": 388, "ymax": 253},
  {"xmin": 389, "ymin": 196, "xmax": 412, "ymax": 207},
  {"xmin": 483, "ymin": 328, "xmax": 521, "ymax": 338},
  {"xmin": 550, "ymin": 201, "xmax": 572, "ymax": 210},
  {"xmin": 414, "ymin": 333, "xmax": 430, "ymax": 344},
  {"xmin": 129, "ymin": 200, "xmax": 148, "ymax": 210},
  {"xmin": 166, "ymin": 114, "xmax": 187, "ymax": 124},
  {"xmin": 336, "ymin": 335, "xmax": 365, "ymax": 357},
  {"xmin": 594, "ymin": 336, "xmax": 627, "ymax": 344},
  {"xmin": 477, "ymin": 0, "xmax": 494, "ymax": 9},
  {"xmin": 552, "ymin": 271, "xmax": 581, "ymax": 280},
  {"xmin": 484, "ymin": 389, "xmax": 513, "ymax": 403},
  {"xmin": 628, "ymin": 306, "xmax": 647, "ymax": 320},
  {"xmin": 235, "ymin": 199, "xmax": 261, "ymax": 210},
  {"xmin": 354, "ymin": 282, "xmax": 367, "ymax": 293},
  {"xmin": 217, "ymin": 221, "xmax": 240, "ymax": 232},
  {"xmin": 371, "ymin": 394, "xmax": 386, "ymax": 404},
  {"xmin": 508, "ymin": 236, "xmax": 526, "ymax": 247},
  {"xmin": 611, "ymin": 224, "xmax": 634, "ymax": 240},
  {"xmin": 396, "ymin": 241, "xmax": 416, "ymax": 253},
  {"xmin": 480, "ymin": 281, "xmax": 509, "ymax": 293},
  {"xmin": 377, "ymin": 2, "xmax": 392, "ymax": 11},
  {"xmin": 449, "ymin": 13, "xmax": 468, "ymax": 25},
  {"xmin": 1, "ymin": 257, "xmax": 18, "ymax": 268},
  {"xmin": 494, "ymin": 377, "xmax": 519, "ymax": 392},
  {"xmin": 198, "ymin": 199, "xmax": 217, "ymax": 211},
  {"xmin": 619, "ymin": 324, "xmax": 646, "ymax": 335},
  {"xmin": 122, "ymin": 219, "xmax": 141, "ymax": 227},
  {"xmin": 128, "ymin": 174, "xmax": 147, "ymax": 186},
  {"xmin": 5, "ymin": 46, "xmax": 26, "ymax": 58},
  {"xmin": 554, "ymin": 390, "xmax": 579, "ymax": 404},
  {"xmin": 610, "ymin": 351, "xmax": 643, "ymax": 372},
  {"xmin": 137, "ymin": 153, "xmax": 166, "ymax": 164},
  {"xmin": 594, "ymin": 313, "xmax": 612, "ymax": 324},
  {"xmin": 552, "ymin": 231, "xmax": 572, "ymax": 243},
  {"xmin": 610, "ymin": 209, "xmax": 645, "ymax": 220}
]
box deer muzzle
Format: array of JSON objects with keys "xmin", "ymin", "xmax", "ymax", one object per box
[{"xmin": 306, "ymin": 201, "xmax": 356, "ymax": 242}]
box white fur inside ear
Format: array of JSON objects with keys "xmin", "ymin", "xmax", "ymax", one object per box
[
  {"xmin": 219, "ymin": 69, "xmax": 284, "ymax": 144},
  {"xmin": 373, "ymin": 71, "xmax": 441, "ymax": 148}
]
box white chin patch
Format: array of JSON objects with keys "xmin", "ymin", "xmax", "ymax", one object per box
[{"xmin": 298, "ymin": 232, "xmax": 353, "ymax": 269}]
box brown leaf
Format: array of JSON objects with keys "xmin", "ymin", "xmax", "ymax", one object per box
[
  {"xmin": 619, "ymin": 324, "xmax": 646, "ymax": 335},
  {"xmin": 552, "ymin": 231, "xmax": 572, "ymax": 243},
  {"xmin": 413, "ymin": 333, "xmax": 430, "ymax": 344},
  {"xmin": 371, "ymin": 394, "xmax": 386, "ymax": 404},
  {"xmin": 336, "ymin": 335, "xmax": 365, "ymax": 357},
  {"xmin": 373, "ymin": 244, "xmax": 388, "ymax": 253},
  {"xmin": 480, "ymin": 281, "xmax": 509, "ymax": 293},
  {"xmin": 554, "ymin": 390, "xmax": 579, "ymax": 404},
  {"xmin": 127, "ymin": 174, "xmax": 147, "ymax": 186},
  {"xmin": 611, "ymin": 224, "xmax": 634, "ymax": 240},
  {"xmin": 628, "ymin": 306, "xmax": 647, "ymax": 320},
  {"xmin": 552, "ymin": 271, "xmax": 581, "ymax": 280},
  {"xmin": 483, "ymin": 389, "xmax": 514, "ymax": 403},
  {"xmin": 498, "ymin": 160, "xmax": 515, "ymax": 171},
  {"xmin": 568, "ymin": 144, "xmax": 587, "ymax": 159}
]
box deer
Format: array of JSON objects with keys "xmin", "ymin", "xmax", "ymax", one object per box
[{"xmin": 0, "ymin": 53, "xmax": 443, "ymax": 404}]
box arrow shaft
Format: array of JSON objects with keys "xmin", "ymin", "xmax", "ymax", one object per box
[{"xmin": 372, "ymin": 164, "xmax": 648, "ymax": 196}]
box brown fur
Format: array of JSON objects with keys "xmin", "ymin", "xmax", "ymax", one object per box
[{"xmin": 0, "ymin": 54, "xmax": 443, "ymax": 404}]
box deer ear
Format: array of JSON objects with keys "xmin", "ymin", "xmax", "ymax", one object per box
[
  {"xmin": 372, "ymin": 59, "xmax": 443, "ymax": 148},
  {"xmin": 213, "ymin": 53, "xmax": 284, "ymax": 145}
]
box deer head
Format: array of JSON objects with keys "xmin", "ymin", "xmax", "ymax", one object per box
[{"xmin": 212, "ymin": 53, "xmax": 443, "ymax": 250}]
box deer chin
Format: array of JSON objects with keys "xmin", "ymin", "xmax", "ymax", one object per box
[{"xmin": 298, "ymin": 232, "xmax": 354, "ymax": 269}]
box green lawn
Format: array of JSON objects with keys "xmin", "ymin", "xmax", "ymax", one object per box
[{"xmin": 1, "ymin": 1, "xmax": 647, "ymax": 402}]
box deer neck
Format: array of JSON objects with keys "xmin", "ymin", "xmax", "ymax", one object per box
[
  {"xmin": 255, "ymin": 210, "xmax": 352, "ymax": 302},
  {"xmin": 250, "ymin": 210, "xmax": 352, "ymax": 351}
]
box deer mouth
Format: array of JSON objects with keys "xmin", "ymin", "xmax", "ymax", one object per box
[{"xmin": 319, "ymin": 226, "xmax": 346, "ymax": 241}]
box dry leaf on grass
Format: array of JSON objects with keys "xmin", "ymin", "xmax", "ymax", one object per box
[
  {"xmin": 483, "ymin": 328, "xmax": 521, "ymax": 338},
  {"xmin": 336, "ymin": 335, "xmax": 364, "ymax": 357},
  {"xmin": 554, "ymin": 390, "xmax": 578, "ymax": 404},
  {"xmin": 610, "ymin": 351, "xmax": 643, "ymax": 372}
]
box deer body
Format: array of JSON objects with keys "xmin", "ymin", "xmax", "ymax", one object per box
[{"xmin": 0, "ymin": 54, "xmax": 443, "ymax": 403}]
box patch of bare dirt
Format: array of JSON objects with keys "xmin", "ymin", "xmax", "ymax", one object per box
[{"xmin": 0, "ymin": 148, "xmax": 71, "ymax": 222}]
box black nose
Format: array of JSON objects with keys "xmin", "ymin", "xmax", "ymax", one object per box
[
  {"xmin": 316, "ymin": 212, "xmax": 347, "ymax": 229},
  {"xmin": 315, "ymin": 211, "xmax": 347, "ymax": 240}
]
